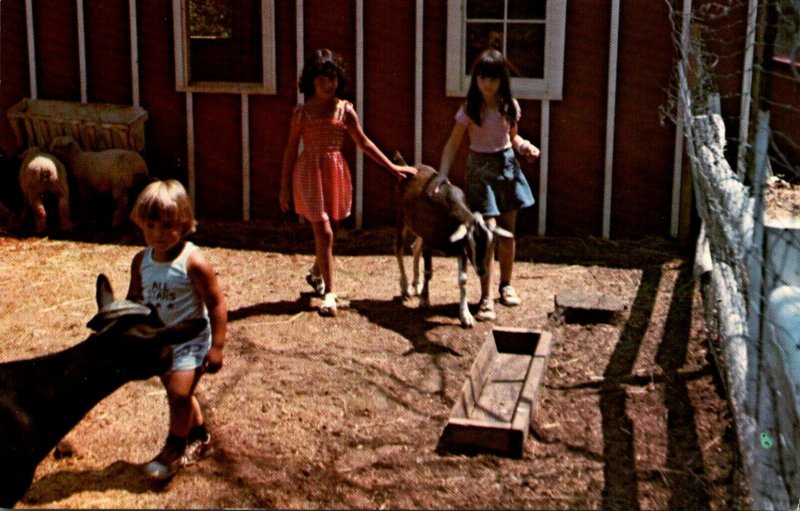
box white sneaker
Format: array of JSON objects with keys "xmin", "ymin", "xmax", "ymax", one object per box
[{"xmin": 474, "ymin": 299, "xmax": 496, "ymax": 321}]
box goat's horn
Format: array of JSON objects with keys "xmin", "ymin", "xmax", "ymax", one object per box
[{"xmin": 449, "ymin": 223, "xmax": 469, "ymax": 242}]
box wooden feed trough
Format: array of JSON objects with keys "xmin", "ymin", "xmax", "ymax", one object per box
[
  {"xmin": 7, "ymin": 98, "xmax": 147, "ymax": 152},
  {"xmin": 439, "ymin": 326, "xmax": 552, "ymax": 458}
]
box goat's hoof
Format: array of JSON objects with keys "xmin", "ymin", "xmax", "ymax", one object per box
[
  {"xmin": 460, "ymin": 313, "xmax": 475, "ymax": 328},
  {"xmin": 419, "ymin": 297, "xmax": 431, "ymax": 309}
]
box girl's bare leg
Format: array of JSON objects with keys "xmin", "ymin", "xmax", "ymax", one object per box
[
  {"xmin": 311, "ymin": 219, "xmax": 337, "ymax": 294},
  {"xmin": 496, "ymin": 210, "xmax": 517, "ymax": 286}
]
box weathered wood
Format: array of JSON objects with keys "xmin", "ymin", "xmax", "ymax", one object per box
[
  {"xmin": 553, "ymin": 288, "xmax": 626, "ymax": 324},
  {"xmin": 440, "ymin": 327, "xmax": 552, "ymax": 458},
  {"xmin": 7, "ymin": 98, "xmax": 148, "ymax": 152}
]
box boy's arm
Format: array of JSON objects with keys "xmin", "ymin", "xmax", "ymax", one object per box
[{"xmin": 187, "ymin": 251, "xmax": 227, "ymax": 373}]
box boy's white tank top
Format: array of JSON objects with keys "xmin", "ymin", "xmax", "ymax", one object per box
[{"xmin": 140, "ymin": 241, "xmax": 209, "ymax": 329}]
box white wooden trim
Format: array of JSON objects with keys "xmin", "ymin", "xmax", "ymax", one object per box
[
  {"xmin": 172, "ymin": 0, "xmax": 186, "ymax": 91},
  {"xmin": 186, "ymin": 92, "xmax": 196, "ymax": 208},
  {"xmin": 129, "ymin": 0, "xmax": 140, "ymax": 107},
  {"xmin": 602, "ymin": 0, "xmax": 621, "ymax": 239},
  {"xmin": 736, "ymin": 0, "xmax": 759, "ymax": 179},
  {"xmin": 538, "ymin": 100, "xmax": 550, "ymax": 236},
  {"xmin": 355, "ymin": 0, "xmax": 364, "ymax": 228},
  {"xmin": 25, "ymin": 0, "xmax": 37, "ymax": 99},
  {"xmin": 445, "ymin": 0, "xmax": 567, "ymax": 100},
  {"xmin": 261, "ymin": 2, "xmax": 276, "ymax": 92},
  {"xmin": 671, "ymin": 0, "xmax": 693, "ymax": 238},
  {"xmin": 414, "ymin": 0, "xmax": 424, "ymax": 165},
  {"xmin": 242, "ymin": 93, "xmax": 251, "ymax": 221},
  {"xmin": 172, "ymin": 0, "xmax": 277, "ymax": 94},
  {"xmin": 296, "ymin": 0, "xmax": 304, "ymax": 105},
  {"xmin": 76, "ymin": 0, "xmax": 87, "ymax": 102}
]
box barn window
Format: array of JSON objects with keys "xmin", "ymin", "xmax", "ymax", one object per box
[
  {"xmin": 445, "ymin": 0, "xmax": 567, "ymax": 100},
  {"xmin": 173, "ymin": 0, "xmax": 276, "ymax": 94}
]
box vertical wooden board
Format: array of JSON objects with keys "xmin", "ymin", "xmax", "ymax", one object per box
[
  {"xmin": 85, "ymin": 0, "xmax": 132, "ymax": 104},
  {"xmin": 137, "ymin": 1, "xmax": 186, "ymax": 181},
  {"xmin": 193, "ymin": 94, "xmax": 241, "ymax": 220},
  {"xmin": 546, "ymin": 0, "xmax": 611, "ymax": 237},
  {"xmin": 610, "ymin": 0, "xmax": 675, "ymax": 238},
  {"xmin": 1, "ymin": 0, "xmax": 30, "ymax": 155},
  {"xmin": 34, "ymin": 0, "xmax": 80, "ymax": 101}
]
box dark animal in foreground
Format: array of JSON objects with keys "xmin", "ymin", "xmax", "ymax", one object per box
[
  {"xmin": 0, "ymin": 274, "xmax": 207, "ymax": 508},
  {"xmin": 394, "ymin": 154, "xmax": 511, "ymax": 327}
]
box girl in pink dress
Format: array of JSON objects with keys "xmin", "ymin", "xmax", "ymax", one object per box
[{"xmin": 280, "ymin": 49, "xmax": 415, "ymax": 316}]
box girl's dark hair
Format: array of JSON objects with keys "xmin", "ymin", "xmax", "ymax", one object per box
[
  {"xmin": 298, "ymin": 49, "xmax": 348, "ymax": 99},
  {"xmin": 465, "ymin": 49, "xmax": 517, "ymax": 127}
]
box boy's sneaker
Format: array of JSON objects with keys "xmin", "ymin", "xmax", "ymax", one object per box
[
  {"xmin": 144, "ymin": 438, "xmax": 186, "ymax": 481},
  {"xmin": 184, "ymin": 433, "xmax": 214, "ymax": 466},
  {"xmin": 499, "ymin": 285, "xmax": 521, "ymax": 306},
  {"xmin": 305, "ymin": 271, "xmax": 325, "ymax": 296},
  {"xmin": 475, "ymin": 298, "xmax": 496, "ymax": 321}
]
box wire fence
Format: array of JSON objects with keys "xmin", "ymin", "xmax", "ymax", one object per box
[{"xmin": 666, "ymin": 0, "xmax": 800, "ymax": 508}]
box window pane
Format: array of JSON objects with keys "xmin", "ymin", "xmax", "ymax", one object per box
[
  {"xmin": 507, "ymin": 24, "xmax": 545, "ymax": 78},
  {"xmin": 189, "ymin": 0, "xmax": 232, "ymax": 38},
  {"xmin": 189, "ymin": 0, "xmax": 261, "ymax": 82},
  {"xmin": 508, "ymin": 0, "xmax": 546, "ymax": 20},
  {"xmin": 467, "ymin": 0, "xmax": 503, "ymax": 19},
  {"xmin": 466, "ymin": 22, "xmax": 504, "ymax": 71}
]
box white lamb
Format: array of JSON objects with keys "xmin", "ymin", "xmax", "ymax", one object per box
[
  {"xmin": 18, "ymin": 147, "xmax": 72, "ymax": 234},
  {"xmin": 49, "ymin": 136, "xmax": 150, "ymax": 227}
]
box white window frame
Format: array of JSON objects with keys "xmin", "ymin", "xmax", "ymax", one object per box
[
  {"xmin": 445, "ymin": 0, "xmax": 567, "ymax": 100},
  {"xmin": 172, "ymin": 0, "xmax": 277, "ymax": 94}
]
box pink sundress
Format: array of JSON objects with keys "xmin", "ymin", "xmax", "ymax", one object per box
[{"xmin": 292, "ymin": 100, "xmax": 353, "ymax": 222}]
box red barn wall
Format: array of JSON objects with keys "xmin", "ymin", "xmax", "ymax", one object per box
[{"xmin": 3, "ymin": 0, "xmax": 781, "ymax": 239}]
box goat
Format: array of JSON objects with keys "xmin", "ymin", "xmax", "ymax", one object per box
[
  {"xmin": 0, "ymin": 274, "xmax": 207, "ymax": 508},
  {"xmin": 18, "ymin": 147, "xmax": 72, "ymax": 234},
  {"xmin": 48, "ymin": 136, "xmax": 150, "ymax": 227},
  {"xmin": 394, "ymin": 155, "xmax": 511, "ymax": 328}
]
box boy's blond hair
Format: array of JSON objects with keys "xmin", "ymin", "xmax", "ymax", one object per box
[{"xmin": 130, "ymin": 179, "xmax": 197, "ymax": 235}]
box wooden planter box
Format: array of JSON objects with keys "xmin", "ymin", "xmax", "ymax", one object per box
[
  {"xmin": 7, "ymin": 98, "xmax": 147, "ymax": 152},
  {"xmin": 439, "ymin": 327, "xmax": 552, "ymax": 458}
]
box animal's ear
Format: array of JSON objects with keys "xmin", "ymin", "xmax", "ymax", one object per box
[
  {"xmin": 449, "ymin": 223, "xmax": 470, "ymax": 243},
  {"xmin": 392, "ymin": 151, "xmax": 407, "ymax": 166},
  {"xmin": 95, "ymin": 274, "xmax": 115, "ymax": 310}
]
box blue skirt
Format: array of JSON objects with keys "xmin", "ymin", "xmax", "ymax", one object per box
[{"xmin": 466, "ymin": 147, "xmax": 535, "ymax": 217}]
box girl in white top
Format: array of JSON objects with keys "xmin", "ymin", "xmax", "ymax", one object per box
[
  {"xmin": 439, "ymin": 49, "xmax": 540, "ymax": 321},
  {"xmin": 127, "ymin": 179, "xmax": 227, "ymax": 481}
]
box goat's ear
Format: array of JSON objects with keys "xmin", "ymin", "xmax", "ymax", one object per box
[
  {"xmin": 449, "ymin": 223, "xmax": 470, "ymax": 243},
  {"xmin": 392, "ymin": 151, "xmax": 407, "ymax": 166},
  {"xmin": 95, "ymin": 274, "xmax": 115, "ymax": 309}
]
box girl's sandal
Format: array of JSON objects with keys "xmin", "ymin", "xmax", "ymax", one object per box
[
  {"xmin": 305, "ymin": 271, "xmax": 325, "ymax": 296},
  {"xmin": 319, "ymin": 292, "xmax": 337, "ymax": 317}
]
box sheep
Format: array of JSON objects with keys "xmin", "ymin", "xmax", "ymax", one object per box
[
  {"xmin": 394, "ymin": 155, "xmax": 511, "ymax": 328},
  {"xmin": 48, "ymin": 136, "xmax": 149, "ymax": 227},
  {"xmin": 0, "ymin": 274, "xmax": 207, "ymax": 508},
  {"xmin": 18, "ymin": 147, "xmax": 72, "ymax": 234}
]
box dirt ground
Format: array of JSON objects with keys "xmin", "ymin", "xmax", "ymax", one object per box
[{"xmin": 0, "ymin": 220, "xmax": 748, "ymax": 509}]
